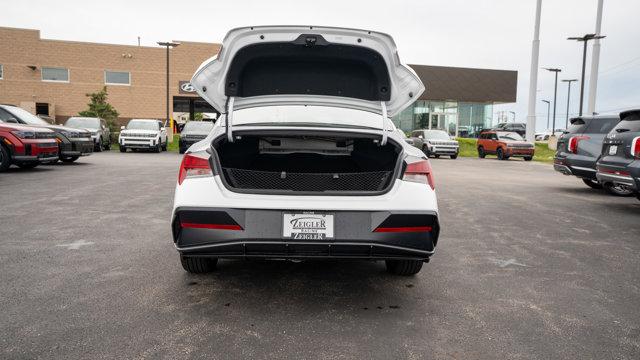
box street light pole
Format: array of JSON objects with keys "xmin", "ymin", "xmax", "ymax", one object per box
[
  {"xmin": 544, "ymin": 68, "xmax": 561, "ymax": 135},
  {"xmin": 568, "ymin": 34, "xmax": 605, "ymax": 116},
  {"xmin": 541, "ymin": 100, "xmax": 550, "ymax": 129},
  {"xmin": 157, "ymin": 41, "xmax": 180, "ymax": 131},
  {"xmin": 587, "ymin": 0, "xmax": 604, "ymax": 114},
  {"xmin": 561, "ymin": 79, "xmax": 578, "ymax": 128},
  {"xmin": 525, "ymin": 0, "xmax": 543, "ymax": 143}
]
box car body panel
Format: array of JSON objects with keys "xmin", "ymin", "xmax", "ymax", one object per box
[
  {"xmin": 119, "ymin": 119, "xmax": 167, "ymax": 149},
  {"xmin": 190, "ymin": 26, "xmax": 424, "ymax": 118},
  {"xmin": 0, "ymin": 121, "xmax": 59, "ymax": 166},
  {"xmin": 477, "ymin": 130, "xmax": 534, "ymax": 158},
  {"xmin": 409, "ymin": 129, "xmax": 459, "ymax": 156}
]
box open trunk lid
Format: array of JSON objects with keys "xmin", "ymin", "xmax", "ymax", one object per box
[{"xmin": 191, "ymin": 26, "xmax": 424, "ymax": 118}]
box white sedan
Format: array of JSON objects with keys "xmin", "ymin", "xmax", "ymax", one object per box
[{"xmin": 171, "ymin": 26, "xmax": 440, "ymax": 276}]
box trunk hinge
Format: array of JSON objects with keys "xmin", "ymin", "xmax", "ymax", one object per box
[
  {"xmin": 380, "ymin": 101, "xmax": 388, "ymax": 146},
  {"xmin": 225, "ymin": 96, "xmax": 235, "ymax": 142}
]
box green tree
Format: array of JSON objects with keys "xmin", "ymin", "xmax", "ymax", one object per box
[
  {"xmin": 78, "ymin": 86, "xmax": 119, "ymax": 132},
  {"xmin": 194, "ymin": 112, "xmax": 204, "ymax": 121}
]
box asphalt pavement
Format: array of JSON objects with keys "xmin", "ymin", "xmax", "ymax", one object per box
[{"xmin": 1, "ymin": 152, "xmax": 639, "ymax": 359}]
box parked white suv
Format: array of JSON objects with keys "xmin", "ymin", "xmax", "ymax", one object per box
[
  {"xmin": 119, "ymin": 119, "xmax": 167, "ymax": 152},
  {"xmin": 171, "ymin": 26, "xmax": 440, "ymax": 276}
]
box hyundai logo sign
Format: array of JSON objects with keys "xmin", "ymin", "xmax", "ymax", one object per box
[{"xmin": 178, "ymin": 81, "xmax": 196, "ymax": 94}]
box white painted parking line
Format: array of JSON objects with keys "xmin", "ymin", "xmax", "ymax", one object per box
[
  {"xmin": 492, "ymin": 258, "xmax": 527, "ymax": 268},
  {"xmin": 56, "ymin": 240, "xmax": 94, "ymax": 250}
]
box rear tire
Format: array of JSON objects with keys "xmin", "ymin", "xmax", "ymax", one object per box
[
  {"xmin": 450, "ymin": 154, "xmax": 458, "ymax": 159},
  {"xmin": 180, "ymin": 255, "xmax": 217, "ymax": 274},
  {"xmin": 385, "ymin": 260, "xmax": 423, "ymax": 276},
  {"xmin": 104, "ymin": 142, "xmax": 111, "ymax": 151},
  {"xmin": 582, "ymin": 178, "xmax": 603, "ymax": 189},
  {"xmin": 422, "ymin": 145, "xmax": 430, "ymax": 157},
  {"xmin": 434, "ymin": 154, "xmax": 440, "ymax": 159},
  {"xmin": 162, "ymin": 141, "xmax": 167, "ymax": 152},
  {"xmin": 0, "ymin": 144, "xmax": 10, "ymax": 172},
  {"xmin": 477, "ymin": 146, "xmax": 486, "ymax": 158},
  {"xmin": 496, "ymin": 147, "xmax": 506, "ymax": 160},
  {"xmin": 524, "ymin": 156, "xmax": 533, "ymax": 161},
  {"xmin": 603, "ymin": 182, "xmax": 634, "ymax": 197},
  {"xmin": 95, "ymin": 140, "xmax": 102, "ymax": 152},
  {"xmin": 154, "ymin": 142, "xmax": 161, "ymax": 153}
]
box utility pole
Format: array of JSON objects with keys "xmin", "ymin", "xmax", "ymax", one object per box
[
  {"xmin": 157, "ymin": 41, "xmax": 180, "ymax": 135},
  {"xmin": 568, "ymin": 34, "xmax": 605, "ymax": 116},
  {"xmin": 562, "ymin": 79, "xmax": 578, "ymax": 128},
  {"xmin": 526, "ymin": 0, "xmax": 543, "ymax": 143},
  {"xmin": 544, "ymin": 68, "xmax": 561, "ymax": 136},
  {"xmin": 587, "ymin": 0, "xmax": 604, "ymax": 115},
  {"xmin": 541, "ymin": 100, "xmax": 550, "ymax": 129}
]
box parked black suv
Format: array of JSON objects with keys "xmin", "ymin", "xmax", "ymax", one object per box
[
  {"xmin": 596, "ymin": 109, "xmax": 640, "ymax": 201},
  {"xmin": 554, "ymin": 115, "xmax": 625, "ymax": 194}
]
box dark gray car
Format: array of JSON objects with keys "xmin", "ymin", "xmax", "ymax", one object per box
[
  {"xmin": 179, "ymin": 121, "xmax": 214, "ymax": 154},
  {"xmin": 409, "ymin": 129, "xmax": 459, "ymax": 159},
  {"xmin": 65, "ymin": 117, "xmax": 111, "ymax": 152},
  {"xmin": 596, "ymin": 109, "xmax": 640, "ymax": 201},
  {"xmin": 553, "ymin": 115, "xmax": 629, "ymax": 195}
]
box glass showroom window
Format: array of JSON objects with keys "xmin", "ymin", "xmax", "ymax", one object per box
[
  {"xmin": 41, "ymin": 67, "xmax": 69, "ymax": 82},
  {"xmin": 105, "ymin": 70, "xmax": 130, "ymax": 85}
]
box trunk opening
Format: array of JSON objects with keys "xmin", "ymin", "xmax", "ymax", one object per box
[{"xmin": 212, "ymin": 131, "xmax": 403, "ymax": 194}]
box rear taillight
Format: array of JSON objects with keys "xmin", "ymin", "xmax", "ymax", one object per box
[
  {"xmin": 568, "ymin": 135, "xmax": 590, "ymax": 154},
  {"xmin": 632, "ymin": 136, "xmax": 640, "ymax": 159},
  {"xmin": 403, "ymin": 158, "xmax": 435, "ymax": 190},
  {"xmin": 178, "ymin": 152, "xmax": 212, "ymax": 185}
]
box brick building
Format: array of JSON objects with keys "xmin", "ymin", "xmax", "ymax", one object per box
[
  {"xmin": 0, "ymin": 26, "xmax": 517, "ymax": 136},
  {"xmin": 0, "ymin": 26, "xmax": 220, "ymax": 125}
]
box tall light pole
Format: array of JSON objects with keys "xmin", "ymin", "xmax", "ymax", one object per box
[
  {"xmin": 544, "ymin": 68, "xmax": 561, "ymax": 136},
  {"xmin": 587, "ymin": 0, "xmax": 604, "ymax": 115},
  {"xmin": 541, "ymin": 100, "xmax": 550, "ymax": 129},
  {"xmin": 157, "ymin": 41, "xmax": 180, "ymax": 131},
  {"xmin": 567, "ymin": 34, "xmax": 605, "ymax": 116},
  {"xmin": 526, "ymin": 0, "xmax": 543, "ymax": 143},
  {"xmin": 561, "ymin": 79, "xmax": 578, "ymax": 128}
]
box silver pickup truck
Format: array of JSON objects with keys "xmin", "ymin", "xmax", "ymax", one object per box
[{"xmin": 409, "ymin": 129, "xmax": 459, "ymax": 159}]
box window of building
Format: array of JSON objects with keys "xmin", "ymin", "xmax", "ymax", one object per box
[
  {"xmin": 105, "ymin": 70, "xmax": 130, "ymax": 85},
  {"xmin": 0, "ymin": 64, "xmax": 3, "ymax": 79},
  {"xmin": 41, "ymin": 67, "xmax": 69, "ymax": 82}
]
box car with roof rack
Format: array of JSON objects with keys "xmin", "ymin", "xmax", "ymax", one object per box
[
  {"xmin": 596, "ymin": 109, "xmax": 640, "ymax": 201},
  {"xmin": 171, "ymin": 26, "xmax": 439, "ymax": 276},
  {"xmin": 0, "ymin": 116, "xmax": 58, "ymax": 171},
  {"xmin": 0, "ymin": 104, "xmax": 93, "ymax": 163},
  {"xmin": 553, "ymin": 115, "xmax": 627, "ymax": 194}
]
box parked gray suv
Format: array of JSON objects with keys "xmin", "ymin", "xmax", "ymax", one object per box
[
  {"xmin": 410, "ymin": 129, "xmax": 459, "ymax": 159},
  {"xmin": 65, "ymin": 117, "xmax": 111, "ymax": 152},
  {"xmin": 179, "ymin": 121, "xmax": 214, "ymax": 154},
  {"xmin": 553, "ymin": 115, "xmax": 630, "ymax": 195}
]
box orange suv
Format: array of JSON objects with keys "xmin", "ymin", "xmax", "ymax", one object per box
[{"xmin": 477, "ymin": 130, "xmax": 535, "ymax": 161}]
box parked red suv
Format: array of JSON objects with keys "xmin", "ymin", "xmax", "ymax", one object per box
[
  {"xmin": 0, "ymin": 120, "xmax": 59, "ymax": 171},
  {"xmin": 477, "ymin": 130, "xmax": 535, "ymax": 161}
]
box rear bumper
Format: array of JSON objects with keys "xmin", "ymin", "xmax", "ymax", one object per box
[
  {"xmin": 554, "ymin": 158, "xmax": 597, "ymax": 180},
  {"xmin": 172, "ymin": 207, "xmax": 440, "ymax": 260},
  {"xmin": 596, "ymin": 172, "xmax": 638, "ymax": 190}
]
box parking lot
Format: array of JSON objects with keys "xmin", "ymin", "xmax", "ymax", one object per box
[{"xmin": 1, "ymin": 152, "xmax": 639, "ymax": 359}]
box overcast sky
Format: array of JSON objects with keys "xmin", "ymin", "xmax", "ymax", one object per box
[{"xmin": 4, "ymin": 0, "xmax": 640, "ymax": 130}]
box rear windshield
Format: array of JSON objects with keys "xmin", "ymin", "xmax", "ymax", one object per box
[
  {"xmin": 584, "ymin": 117, "xmax": 619, "ymax": 134},
  {"xmin": 612, "ymin": 119, "xmax": 640, "ymax": 133},
  {"xmin": 566, "ymin": 118, "xmax": 587, "ymax": 134}
]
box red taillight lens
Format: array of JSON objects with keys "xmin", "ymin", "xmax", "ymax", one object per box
[
  {"xmin": 178, "ymin": 153, "xmax": 212, "ymax": 185},
  {"xmin": 632, "ymin": 136, "xmax": 640, "ymax": 159},
  {"xmin": 568, "ymin": 135, "xmax": 590, "ymax": 154},
  {"xmin": 403, "ymin": 158, "xmax": 435, "ymax": 190}
]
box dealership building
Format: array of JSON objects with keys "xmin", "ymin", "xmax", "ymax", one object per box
[{"xmin": 0, "ymin": 27, "xmax": 517, "ymax": 137}]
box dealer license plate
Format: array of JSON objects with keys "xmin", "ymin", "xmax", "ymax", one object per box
[
  {"xmin": 283, "ymin": 212, "xmax": 334, "ymax": 240},
  {"xmin": 609, "ymin": 145, "xmax": 618, "ymax": 155}
]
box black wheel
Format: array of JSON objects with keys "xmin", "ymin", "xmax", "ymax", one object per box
[
  {"xmin": 95, "ymin": 139, "xmax": 102, "ymax": 152},
  {"xmin": 450, "ymin": 154, "xmax": 458, "ymax": 159},
  {"xmin": 162, "ymin": 141, "xmax": 167, "ymax": 152},
  {"xmin": 422, "ymin": 145, "xmax": 431, "ymax": 157},
  {"xmin": 0, "ymin": 144, "xmax": 10, "ymax": 172},
  {"xmin": 496, "ymin": 147, "xmax": 506, "ymax": 160},
  {"xmin": 582, "ymin": 178, "xmax": 603, "ymax": 189},
  {"xmin": 119, "ymin": 146, "xmax": 126, "ymax": 153},
  {"xmin": 524, "ymin": 156, "xmax": 533, "ymax": 161},
  {"xmin": 385, "ymin": 260, "xmax": 424, "ymax": 276},
  {"xmin": 16, "ymin": 162, "xmax": 38, "ymax": 169},
  {"xmin": 179, "ymin": 146, "xmax": 185, "ymax": 154},
  {"xmin": 603, "ymin": 182, "xmax": 634, "ymax": 197},
  {"xmin": 104, "ymin": 141, "xmax": 111, "ymax": 151},
  {"xmin": 154, "ymin": 142, "xmax": 161, "ymax": 153},
  {"xmin": 60, "ymin": 156, "xmax": 79, "ymax": 163},
  {"xmin": 477, "ymin": 146, "xmax": 486, "ymax": 158},
  {"xmin": 434, "ymin": 154, "xmax": 440, "ymax": 159},
  {"xmin": 180, "ymin": 255, "xmax": 217, "ymax": 273}
]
